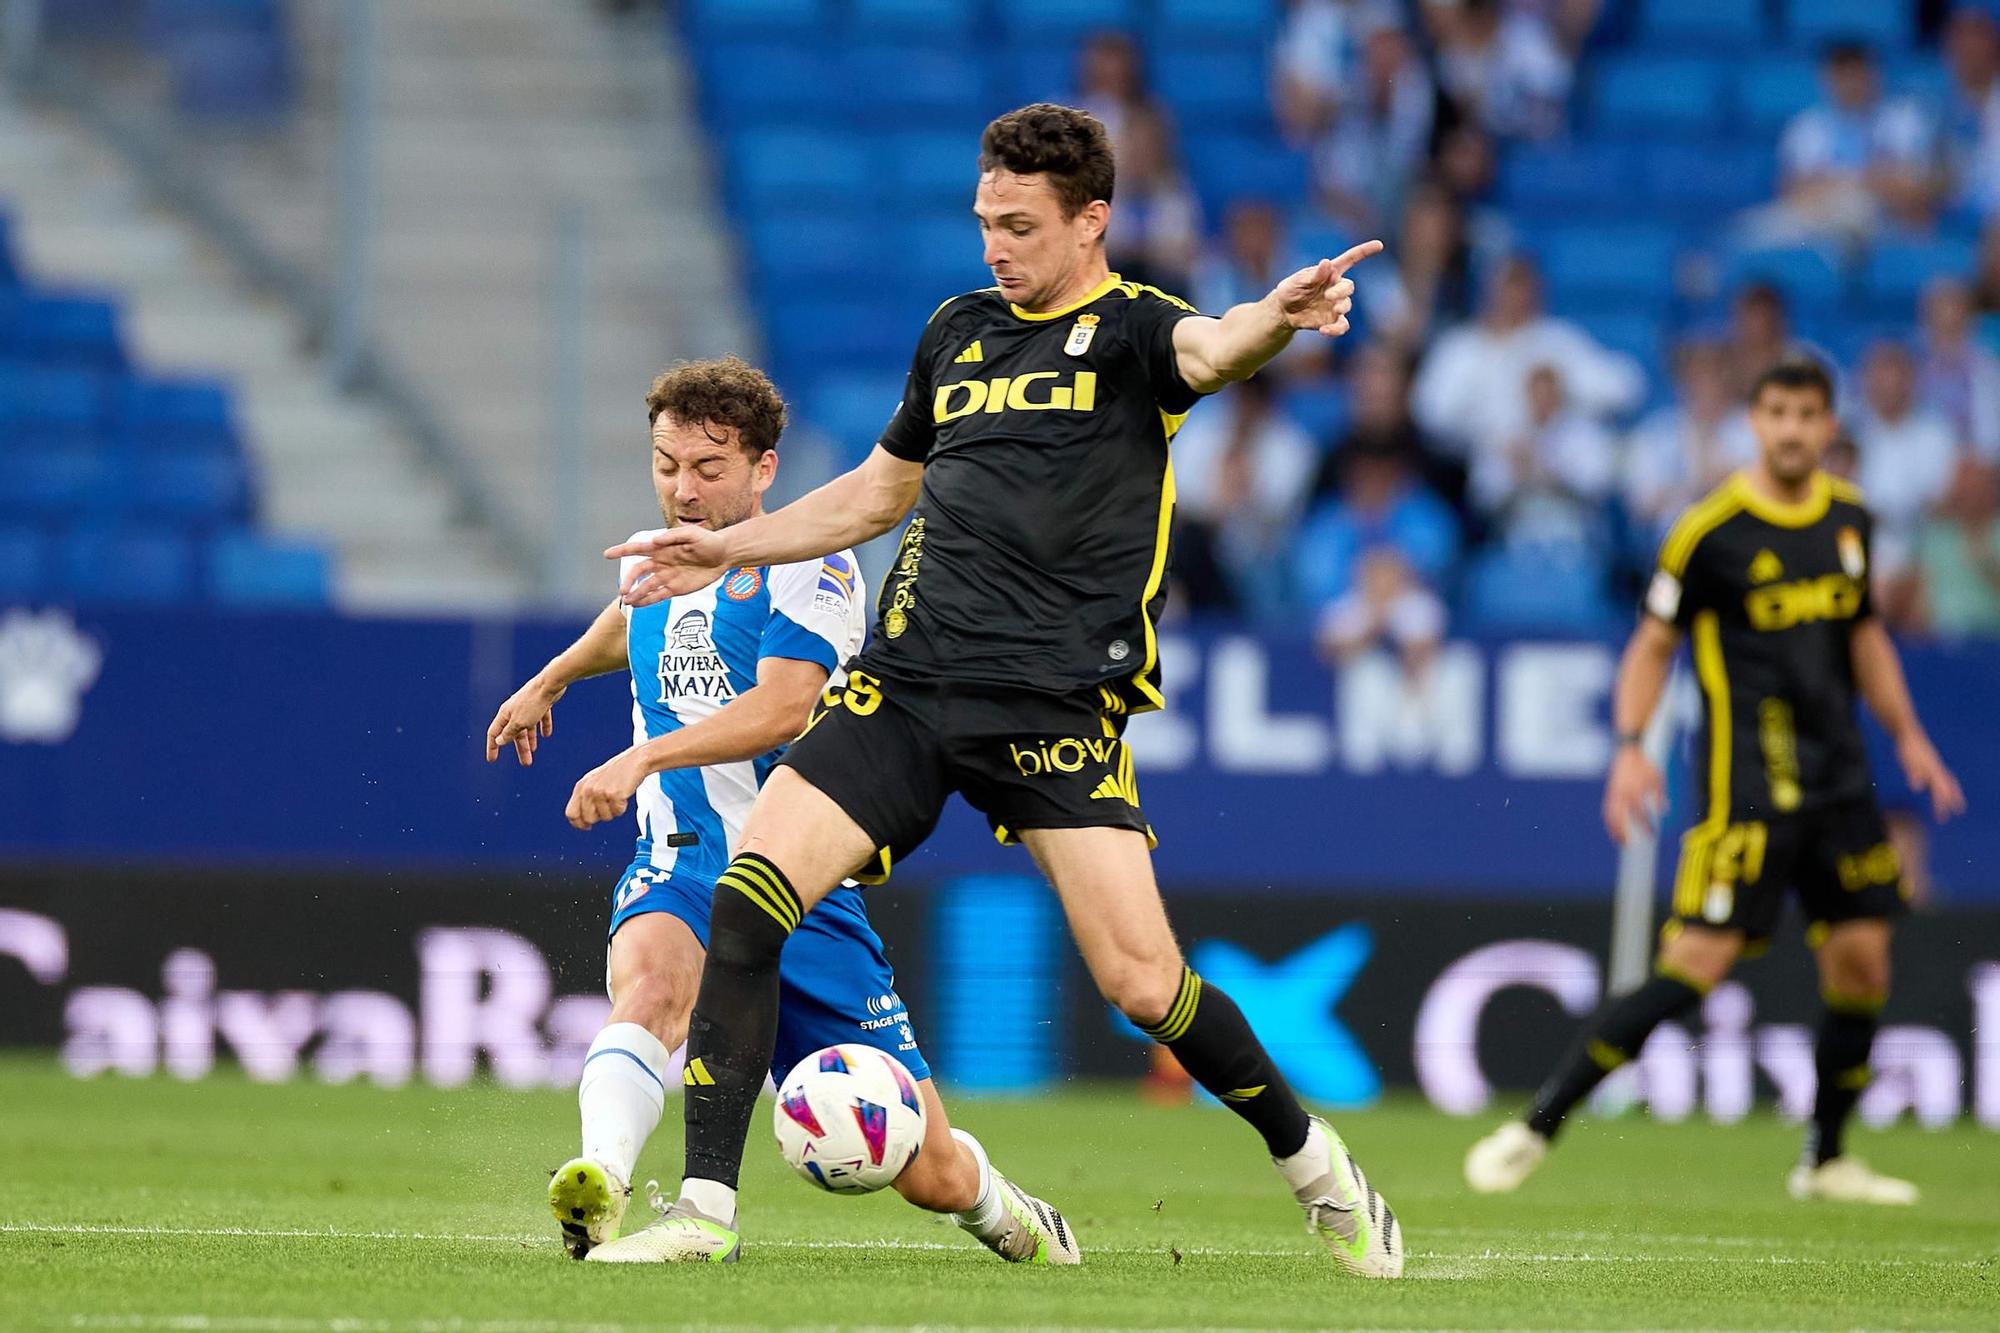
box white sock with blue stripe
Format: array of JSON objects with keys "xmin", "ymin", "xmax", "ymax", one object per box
[{"xmin": 579, "ymin": 1021, "xmax": 669, "ymax": 1187}]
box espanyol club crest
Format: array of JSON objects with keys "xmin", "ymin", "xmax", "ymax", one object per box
[
  {"xmin": 1837, "ymin": 527, "xmax": 1866, "ymax": 579},
  {"xmin": 721, "ymin": 567, "xmax": 763, "ymax": 601},
  {"xmin": 1064, "ymin": 313, "xmax": 1099, "ymax": 357}
]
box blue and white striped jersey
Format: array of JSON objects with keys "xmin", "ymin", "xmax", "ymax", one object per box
[{"xmin": 617, "ymin": 533, "xmax": 866, "ymax": 883}]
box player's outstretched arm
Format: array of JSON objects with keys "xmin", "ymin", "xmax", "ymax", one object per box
[
  {"xmin": 565, "ymin": 656, "xmax": 829, "ymax": 829},
  {"xmin": 608, "ymin": 447, "xmax": 924, "ymax": 609},
  {"xmin": 485, "ymin": 597, "xmax": 626, "ymax": 766},
  {"xmin": 1851, "ymin": 618, "xmax": 1966, "ymax": 821},
  {"xmin": 1602, "ymin": 615, "xmax": 1680, "ymax": 845},
  {"xmin": 1172, "ymin": 240, "xmax": 1383, "ymax": 393}
]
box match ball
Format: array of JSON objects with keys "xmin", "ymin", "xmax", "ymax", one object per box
[{"xmin": 772, "ymin": 1043, "xmax": 926, "ymax": 1195}]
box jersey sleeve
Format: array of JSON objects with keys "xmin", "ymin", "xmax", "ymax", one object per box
[
  {"xmin": 1124, "ymin": 285, "xmax": 1207, "ymax": 417},
  {"xmin": 878, "ymin": 300, "xmax": 955, "ymax": 463},
  {"xmin": 758, "ymin": 557, "xmax": 852, "ymax": 674},
  {"xmin": 1644, "ymin": 519, "xmax": 1712, "ymax": 631}
]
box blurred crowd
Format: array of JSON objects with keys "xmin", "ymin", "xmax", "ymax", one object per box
[{"xmin": 1065, "ymin": 0, "xmax": 2000, "ymax": 664}]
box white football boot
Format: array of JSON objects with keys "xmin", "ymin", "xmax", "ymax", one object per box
[
  {"xmin": 585, "ymin": 1181, "xmax": 742, "ymax": 1263},
  {"xmin": 974, "ymin": 1175, "xmax": 1082, "ymax": 1265},
  {"xmin": 1289, "ymin": 1117, "xmax": 1403, "ymax": 1279},
  {"xmin": 547, "ymin": 1157, "xmax": 630, "ymax": 1260},
  {"xmin": 1463, "ymin": 1121, "xmax": 1548, "ymax": 1195},
  {"xmin": 1787, "ymin": 1157, "xmax": 1919, "ymax": 1206}
]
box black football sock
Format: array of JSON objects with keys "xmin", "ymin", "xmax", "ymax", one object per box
[
  {"xmin": 1141, "ymin": 966, "xmax": 1312, "ymax": 1158},
  {"xmin": 680, "ymin": 853, "xmax": 800, "ymax": 1191},
  {"xmin": 1525, "ymin": 972, "xmax": 1705, "ymax": 1140},
  {"xmin": 1806, "ymin": 991, "xmax": 1882, "ymax": 1167}
]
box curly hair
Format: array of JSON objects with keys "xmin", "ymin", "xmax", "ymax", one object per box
[
  {"xmin": 644, "ymin": 355, "xmax": 787, "ymax": 456},
  {"xmin": 978, "ymin": 103, "xmax": 1115, "ymax": 219}
]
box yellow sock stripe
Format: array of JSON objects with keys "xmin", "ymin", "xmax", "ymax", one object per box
[
  {"xmin": 1143, "ymin": 969, "xmax": 1202, "ymax": 1043},
  {"xmin": 1218, "ymin": 1084, "xmax": 1266, "ymax": 1104},
  {"xmin": 1821, "ymin": 987, "xmax": 1887, "ymax": 1016},
  {"xmin": 724, "ymin": 859, "xmax": 800, "ymax": 933},
  {"xmin": 1587, "ymin": 1039, "xmax": 1630, "ymax": 1071}
]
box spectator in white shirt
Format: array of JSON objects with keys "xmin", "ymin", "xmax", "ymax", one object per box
[
  {"xmin": 1413, "ymin": 255, "xmax": 1645, "ymax": 458},
  {"xmin": 1314, "ymin": 24, "xmax": 1436, "ymax": 235},
  {"xmin": 1103, "ymin": 108, "xmax": 1200, "ymax": 295},
  {"xmin": 1272, "ymin": 0, "xmax": 1407, "ymax": 147},
  {"xmin": 1318, "ymin": 547, "xmax": 1449, "ymax": 678},
  {"xmin": 1471, "ymin": 362, "xmax": 1617, "ymax": 549},
  {"xmin": 1423, "ymin": 0, "xmax": 1573, "ymax": 141},
  {"xmin": 1624, "ymin": 340, "xmax": 1758, "ymax": 543},
  {"xmin": 1073, "ymin": 31, "xmax": 1157, "ymax": 147},
  {"xmin": 1916, "ymin": 277, "xmax": 2000, "ymax": 459},
  {"xmin": 1938, "ymin": 4, "xmax": 2000, "ymax": 215},
  {"xmin": 1754, "ymin": 42, "xmax": 1938, "ymax": 246},
  {"xmin": 1852, "ymin": 340, "xmax": 1962, "ymax": 577}
]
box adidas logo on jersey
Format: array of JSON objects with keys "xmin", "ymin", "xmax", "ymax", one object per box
[
  {"xmin": 953, "ymin": 340, "xmax": 984, "ymax": 364},
  {"xmin": 1748, "ymin": 549, "xmax": 1784, "ymax": 584}
]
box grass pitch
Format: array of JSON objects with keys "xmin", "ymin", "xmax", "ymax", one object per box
[{"xmin": 0, "ymin": 1057, "xmax": 1994, "ymax": 1331}]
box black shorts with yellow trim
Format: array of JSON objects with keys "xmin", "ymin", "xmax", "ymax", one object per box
[
  {"xmin": 778, "ymin": 670, "xmax": 1154, "ymax": 883},
  {"xmin": 1666, "ymin": 796, "xmax": 1907, "ymax": 953}
]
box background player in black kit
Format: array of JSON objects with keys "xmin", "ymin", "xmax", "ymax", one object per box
[
  {"xmin": 604, "ymin": 103, "xmax": 1402, "ymax": 1276},
  {"xmin": 1465, "ymin": 361, "xmax": 1966, "ymax": 1206}
]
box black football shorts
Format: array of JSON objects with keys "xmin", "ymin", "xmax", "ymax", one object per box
[
  {"xmin": 1667, "ymin": 796, "xmax": 1907, "ymax": 950},
  {"xmin": 778, "ymin": 668, "xmax": 1153, "ymax": 881}
]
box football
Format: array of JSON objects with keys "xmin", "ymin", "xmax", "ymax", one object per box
[{"xmin": 772, "ymin": 1044, "xmax": 927, "ymax": 1195}]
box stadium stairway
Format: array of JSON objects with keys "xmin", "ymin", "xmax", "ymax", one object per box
[
  {"xmin": 193, "ymin": 0, "xmax": 754, "ymax": 605},
  {"xmin": 0, "ymin": 90, "xmax": 521, "ymax": 611}
]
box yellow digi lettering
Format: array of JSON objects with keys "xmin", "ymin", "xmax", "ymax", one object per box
[
  {"xmin": 933, "ymin": 371, "xmax": 1099, "ymax": 424},
  {"xmin": 1745, "ymin": 574, "xmax": 1865, "ymax": 631}
]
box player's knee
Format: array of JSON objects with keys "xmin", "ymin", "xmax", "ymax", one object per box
[
  {"xmin": 609, "ymin": 968, "xmax": 696, "ymax": 1045},
  {"xmin": 1658, "ymin": 928, "xmax": 1740, "ymax": 990},
  {"xmin": 1096, "ymin": 961, "xmax": 1183, "ymax": 1030}
]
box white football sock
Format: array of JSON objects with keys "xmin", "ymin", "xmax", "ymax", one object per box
[
  {"xmin": 578, "ymin": 1022, "xmax": 668, "ymax": 1187},
  {"xmin": 950, "ymin": 1129, "xmax": 1007, "ymax": 1236},
  {"xmin": 1274, "ymin": 1118, "xmax": 1333, "ymax": 1194},
  {"xmin": 678, "ymin": 1177, "xmax": 738, "ymax": 1228}
]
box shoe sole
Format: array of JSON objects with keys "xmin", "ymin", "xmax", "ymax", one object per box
[{"xmin": 548, "ymin": 1160, "xmax": 619, "ymax": 1260}]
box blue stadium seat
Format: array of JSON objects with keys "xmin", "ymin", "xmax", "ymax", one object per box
[
  {"xmin": 1155, "ymin": 48, "xmax": 1270, "ymax": 131},
  {"xmin": 1156, "ymin": 0, "xmax": 1282, "ymax": 40},
  {"xmin": 1639, "ymin": 142, "xmax": 1775, "ymax": 218},
  {"xmin": 851, "ymin": 0, "xmax": 977, "ymax": 38},
  {"xmin": 804, "ymin": 370, "xmax": 907, "ymax": 459},
  {"xmin": 0, "ymin": 214, "xmax": 17, "ymax": 287},
  {"xmin": 728, "ymin": 130, "xmax": 876, "ymax": 211},
  {"xmin": 116, "ymin": 375, "xmax": 239, "ymax": 452},
  {"xmin": 1592, "ymin": 56, "xmax": 1728, "ymax": 137},
  {"xmin": 1182, "ymin": 135, "xmax": 1309, "ymax": 215},
  {"xmin": 0, "ymin": 295, "xmax": 124, "ymax": 370},
  {"xmin": 59, "ymin": 526, "xmax": 197, "ymax": 606},
  {"xmin": 998, "ymin": 41, "xmax": 1078, "ymax": 108},
  {"xmin": 764, "ymin": 298, "xmax": 909, "ymax": 380},
  {"xmin": 129, "ymin": 452, "xmax": 252, "ymax": 523},
  {"xmin": 0, "ymin": 524, "xmax": 47, "ymax": 599},
  {"xmin": 1863, "ymin": 239, "xmax": 1978, "ymax": 308},
  {"xmin": 694, "ymin": 43, "xmax": 840, "ymax": 130},
  {"xmin": 1720, "ymin": 245, "xmax": 1845, "ymax": 316},
  {"xmin": 206, "ymin": 530, "xmax": 331, "ymax": 608},
  {"xmin": 145, "ymin": 0, "xmax": 283, "ymax": 38},
  {"xmin": 995, "ymin": 0, "xmax": 1138, "ymax": 39},
  {"xmin": 1637, "ymin": 0, "xmax": 1766, "ymax": 50},
  {"xmin": 1735, "ymin": 57, "xmax": 1822, "ymax": 136},
  {"xmin": 169, "ymin": 27, "xmax": 291, "ymax": 119},
  {"xmin": 1540, "ymin": 224, "xmax": 1680, "ymax": 310},
  {"xmin": 1277, "ymin": 380, "xmax": 1350, "ymax": 443},
  {"xmin": 1497, "ymin": 142, "xmax": 1640, "ymax": 219},
  {"xmin": 1575, "ymin": 310, "xmax": 1666, "ymax": 371},
  {"xmin": 1462, "ymin": 547, "xmax": 1618, "ymax": 633},
  {"xmin": 745, "ymin": 213, "xmax": 877, "ymax": 287},
  {"xmin": 0, "ymin": 366, "xmax": 110, "ymax": 441},
  {"xmin": 0, "ymin": 449, "xmax": 111, "ymax": 520},
  {"xmin": 882, "ymin": 133, "xmax": 976, "ymax": 210},
  {"xmin": 683, "ymin": 0, "xmax": 829, "ymax": 39},
  {"xmin": 1784, "ymin": 0, "xmax": 1912, "ymax": 51},
  {"xmin": 890, "ymin": 216, "xmax": 992, "ymax": 296},
  {"xmin": 844, "ymin": 44, "xmax": 990, "ymax": 124}
]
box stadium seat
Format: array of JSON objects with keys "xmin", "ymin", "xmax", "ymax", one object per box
[
  {"xmin": 1592, "ymin": 56, "xmax": 1728, "ymax": 137},
  {"xmin": 1155, "ymin": 48, "xmax": 1271, "ymax": 131},
  {"xmin": 1784, "ymin": 0, "xmax": 1912, "ymax": 52},
  {"xmin": 1156, "ymin": 0, "xmax": 1282, "ymax": 40},
  {"xmin": 1182, "ymin": 136, "xmax": 1310, "ymax": 216},
  {"xmin": 0, "ymin": 214, "xmax": 17, "ymax": 288},
  {"xmin": 0, "ymin": 449, "xmax": 112, "ymax": 521},
  {"xmin": 1462, "ymin": 546, "xmax": 1619, "ymax": 633},
  {"xmin": 169, "ymin": 26, "xmax": 292, "ymax": 119},
  {"xmin": 1539, "ymin": 224, "xmax": 1680, "ymax": 309},
  {"xmin": 206, "ymin": 530, "xmax": 332, "ymax": 608},
  {"xmin": 804, "ymin": 370, "xmax": 906, "ymax": 460},
  {"xmin": 995, "ymin": 0, "xmax": 1139, "ymax": 39},
  {"xmin": 59, "ymin": 526, "xmax": 197, "ymax": 606},
  {"xmin": 128, "ymin": 452, "xmax": 252, "ymax": 523},
  {"xmin": 683, "ymin": 0, "xmax": 829, "ymax": 39},
  {"xmin": 0, "ymin": 294, "xmax": 124, "ymax": 371},
  {"xmin": 693, "ymin": 43, "xmax": 840, "ymax": 130},
  {"xmin": 728, "ymin": 130, "xmax": 876, "ymax": 212},
  {"xmin": 881, "ymin": 132, "xmax": 977, "ymax": 210},
  {"xmin": 843, "ymin": 44, "xmax": 990, "ymax": 125},
  {"xmin": 116, "ymin": 375, "xmax": 240, "ymax": 452},
  {"xmin": 1574, "ymin": 310, "xmax": 1666, "ymax": 372},
  {"xmin": 1498, "ymin": 142, "xmax": 1640, "ymax": 219},
  {"xmin": 0, "ymin": 365, "xmax": 110, "ymax": 441},
  {"xmin": 764, "ymin": 298, "xmax": 909, "ymax": 380},
  {"xmin": 997, "ymin": 41, "xmax": 1079, "ymax": 109},
  {"xmin": 0, "ymin": 524, "xmax": 47, "ymax": 599},
  {"xmin": 1638, "ymin": 142, "xmax": 1775, "ymax": 219},
  {"xmin": 850, "ymin": 0, "xmax": 977, "ymax": 39},
  {"xmin": 1721, "ymin": 245, "xmax": 1845, "ymax": 316},
  {"xmin": 1862, "ymin": 239, "xmax": 1978, "ymax": 308},
  {"xmin": 745, "ymin": 212, "xmax": 878, "ymax": 288},
  {"xmin": 1277, "ymin": 379, "xmax": 1350, "ymax": 444},
  {"xmin": 890, "ymin": 215, "xmax": 992, "ymax": 296},
  {"xmin": 1637, "ymin": 0, "xmax": 1765, "ymax": 51},
  {"xmin": 1735, "ymin": 57, "xmax": 1822, "ymax": 136}
]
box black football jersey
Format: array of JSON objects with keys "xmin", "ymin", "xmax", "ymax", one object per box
[
  {"xmin": 1643, "ymin": 471, "xmax": 1877, "ymax": 821},
  {"xmin": 866, "ymin": 273, "xmax": 1208, "ymax": 709}
]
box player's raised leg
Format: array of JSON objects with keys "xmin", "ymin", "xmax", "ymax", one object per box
[
  {"xmin": 1022, "ymin": 825, "xmax": 1401, "ymax": 1279},
  {"xmin": 1466, "ymin": 922, "xmax": 1737, "ymax": 1194},
  {"xmin": 1788, "ymin": 919, "xmax": 1915, "ymax": 1204},
  {"xmin": 551, "ymin": 894, "xmax": 703, "ymax": 1257}
]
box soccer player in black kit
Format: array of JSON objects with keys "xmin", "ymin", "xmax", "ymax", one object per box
[
  {"xmin": 602, "ymin": 104, "xmax": 1403, "ymax": 1275},
  {"xmin": 1466, "ymin": 360, "xmax": 1966, "ymax": 1205}
]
